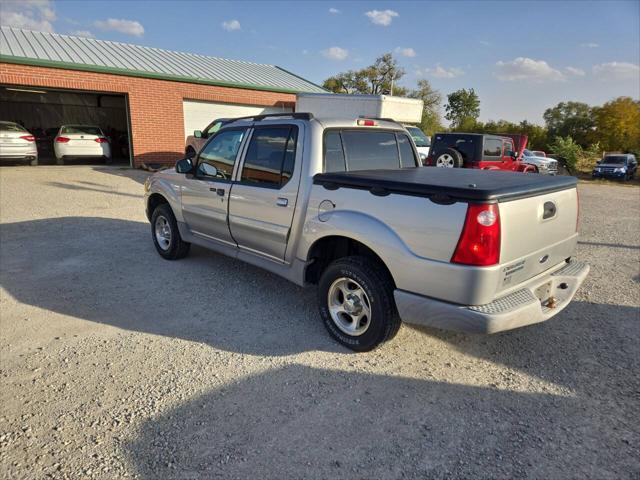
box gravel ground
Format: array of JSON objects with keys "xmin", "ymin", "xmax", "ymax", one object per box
[{"xmin": 0, "ymin": 165, "xmax": 638, "ymax": 480}]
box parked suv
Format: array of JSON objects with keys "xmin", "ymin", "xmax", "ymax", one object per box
[
  {"xmin": 145, "ymin": 113, "xmax": 588, "ymax": 351},
  {"xmin": 592, "ymin": 154, "xmax": 637, "ymax": 181},
  {"xmin": 425, "ymin": 132, "xmax": 535, "ymax": 172}
]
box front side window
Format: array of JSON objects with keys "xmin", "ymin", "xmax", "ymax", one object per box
[
  {"xmin": 197, "ymin": 129, "xmax": 246, "ymax": 179},
  {"xmin": 240, "ymin": 126, "xmax": 298, "ymax": 188},
  {"xmin": 483, "ymin": 138, "xmax": 502, "ymax": 158},
  {"xmin": 341, "ymin": 131, "xmax": 400, "ymax": 171}
]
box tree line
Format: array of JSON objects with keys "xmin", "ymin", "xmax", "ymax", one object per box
[{"xmin": 322, "ymin": 52, "xmax": 640, "ymax": 170}]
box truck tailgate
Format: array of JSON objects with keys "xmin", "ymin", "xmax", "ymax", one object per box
[{"xmin": 497, "ymin": 187, "xmax": 578, "ymax": 293}]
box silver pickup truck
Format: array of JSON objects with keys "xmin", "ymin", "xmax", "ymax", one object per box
[{"xmin": 145, "ymin": 113, "xmax": 589, "ymax": 351}]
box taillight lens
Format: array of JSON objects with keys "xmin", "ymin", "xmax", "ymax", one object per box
[
  {"xmin": 451, "ymin": 203, "xmax": 501, "ymax": 266},
  {"xmin": 55, "ymin": 136, "xmax": 70, "ymax": 143},
  {"xmin": 357, "ymin": 119, "xmax": 377, "ymax": 126},
  {"xmin": 94, "ymin": 137, "xmax": 108, "ymax": 143},
  {"xmin": 19, "ymin": 135, "xmax": 35, "ymax": 142}
]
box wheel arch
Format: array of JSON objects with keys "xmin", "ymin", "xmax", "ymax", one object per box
[
  {"xmin": 304, "ymin": 235, "xmax": 395, "ymax": 287},
  {"xmin": 146, "ymin": 192, "xmax": 169, "ymax": 221}
]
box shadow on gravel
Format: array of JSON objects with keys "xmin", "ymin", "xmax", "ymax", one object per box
[
  {"xmin": 578, "ymin": 240, "xmax": 640, "ymax": 250},
  {"xmin": 0, "ymin": 216, "xmax": 339, "ymax": 356},
  {"xmin": 124, "ymin": 364, "xmax": 638, "ymax": 480},
  {"xmin": 44, "ymin": 180, "xmax": 143, "ymax": 199}
]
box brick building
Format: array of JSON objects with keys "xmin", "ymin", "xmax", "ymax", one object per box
[{"xmin": 0, "ymin": 26, "xmax": 325, "ymax": 167}]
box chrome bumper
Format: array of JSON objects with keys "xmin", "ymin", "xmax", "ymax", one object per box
[{"xmin": 395, "ymin": 260, "xmax": 589, "ymax": 334}]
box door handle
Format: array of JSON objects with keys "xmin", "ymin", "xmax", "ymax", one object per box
[
  {"xmin": 276, "ymin": 197, "xmax": 288, "ymax": 207},
  {"xmin": 210, "ymin": 187, "xmax": 225, "ymax": 196}
]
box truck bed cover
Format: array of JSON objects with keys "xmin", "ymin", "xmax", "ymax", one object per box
[{"xmin": 313, "ymin": 168, "xmax": 577, "ymax": 202}]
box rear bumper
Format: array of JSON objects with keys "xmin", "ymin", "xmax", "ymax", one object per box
[{"xmin": 395, "ymin": 260, "xmax": 589, "ymax": 334}]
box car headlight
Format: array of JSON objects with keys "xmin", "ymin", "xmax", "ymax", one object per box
[{"xmin": 614, "ymin": 167, "xmax": 626, "ymax": 173}]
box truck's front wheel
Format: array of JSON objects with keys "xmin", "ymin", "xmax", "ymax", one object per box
[
  {"xmin": 151, "ymin": 204, "xmax": 190, "ymax": 260},
  {"xmin": 318, "ymin": 256, "xmax": 401, "ymax": 351}
]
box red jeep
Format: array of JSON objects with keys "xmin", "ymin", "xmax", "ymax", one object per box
[{"xmin": 425, "ymin": 132, "xmax": 535, "ymax": 172}]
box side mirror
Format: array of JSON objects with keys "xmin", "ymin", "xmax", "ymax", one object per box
[
  {"xmin": 194, "ymin": 130, "xmax": 203, "ymax": 139},
  {"xmin": 176, "ymin": 157, "xmax": 194, "ymax": 174}
]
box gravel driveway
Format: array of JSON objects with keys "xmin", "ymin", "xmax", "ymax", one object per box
[{"xmin": 0, "ymin": 166, "xmax": 638, "ymax": 479}]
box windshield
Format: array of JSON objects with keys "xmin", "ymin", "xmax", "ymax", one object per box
[
  {"xmin": 602, "ymin": 156, "xmax": 627, "ymax": 165},
  {"xmin": 405, "ymin": 127, "xmax": 431, "ymax": 147},
  {"xmin": 61, "ymin": 126, "xmax": 103, "ymax": 136},
  {"xmin": 523, "ymin": 149, "xmax": 535, "ymax": 157}
]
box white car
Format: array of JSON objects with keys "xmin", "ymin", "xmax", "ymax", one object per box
[
  {"xmin": 54, "ymin": 125, "xmax": 111, "ymax": 165},
  {"xmin": 522, "ymin": 149, "xmax": 558, "ymax": 175},
  {"xmin": 403, "ymin": 125, "xmax": 431, "ymax": 163},
  {"xmin": 0, "ymin": 121, "xmax": 38, "ymax": 165}
]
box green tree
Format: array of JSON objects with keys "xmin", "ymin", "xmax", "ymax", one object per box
[
  {"xmin": 322, "ymin": 53, "xmax": 406, "ymax": 95},
  {"xmin": 548, "ymin": 136, "xmax": 583, "ymax": 172},
  {"xmin": 445, "ymin": 88, "xmax": 480, "ymax": 130},
  {"xmin": 543, "ymin": 102, "xmax": 595, "ymax": 147},
  {"xmin": 407, "ymin": 79, "xmax": 443, "ymax": 135},
  {"xmin": 593, "ymin": 97, "xmax": 640, "ymax": 153}
]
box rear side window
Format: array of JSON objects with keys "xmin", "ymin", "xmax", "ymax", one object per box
[
  {"xmin": 240, "ymin": 126, "xmax": 298, "ymax": 188},
  {"xmin": 483, "ymin": 138, "xmax": 502, "ymax": 157},
  {"xmin": 324, "ymin": 131, "xmax": 346, "ymax": 172},
  {"xmin": 397, "ymin": 134, "xmax": 417, "ymax": 168}
]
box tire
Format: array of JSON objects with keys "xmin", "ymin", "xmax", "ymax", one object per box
[
  {"xmin": 151, "ymin": 204, "xmax": 190, "ymax": 260},
  {"xmin": 435, "ymin": 148, "xmax": 463, "ymax": 168},
  {"xmin": 317, "ymin": 256, "xmax": 401, "ymax": 352},
  {"xmin": 30, "ymin": 158, "xmax": 38, "ymax": 166}
]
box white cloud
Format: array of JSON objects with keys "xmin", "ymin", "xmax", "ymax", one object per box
[
  {"xmin": 479, "ymin": 40, "xmax": 491, "ymax": 46},
  {"xmin": 365, "ymin": 9, "xmax": 398, "ymax": 26},
  {"xmin": 222, "ymin": 19, "xmax": 241, "ymax": 31},
  {"xmin": 71, "ymin": 30, "xmax": 94, "ymax": 38},
  {"xmin": 329, "ymin": 7, "xmax": 340, "ymax": 14},
  {"xmin": 580, "ymin": 42, "xmax": 599, "ymax": 48},
  {"xmin": 418, "ymin": 65, "xmax": 464, "ymax": 79},
  {"xmin": 94, "ymin": 18, "xmax": 144, "ymax": 36},
  {"xmin": 322, "ymin": 46, "xmax": 348, "ymax": 61},
  {"xmin": 0, "ymin": 0, "xmax": 56, "ymax": 32},
  {"xmin": 565, "ymin": 66, "xmax": 585, "ymax": 76},
  {"xmin": 495, "ymin": 57, "xmax": 565, "ymax": 82},
  {"xmin": 593, "ymin": 62, "xmax": 640, "ymax": 80},
  {"xmin": 395, "ymin": 47, "xmax": 416, "ymax": 58}
]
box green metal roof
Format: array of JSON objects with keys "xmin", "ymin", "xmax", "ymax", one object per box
[{"xmin": 0, "ymin": 26, "xmax": 326, "ymax": 94}]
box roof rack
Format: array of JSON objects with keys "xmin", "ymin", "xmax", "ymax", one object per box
[{"xmin": 232, "ymin": 112, "xmax": 314, "ymax": 122}]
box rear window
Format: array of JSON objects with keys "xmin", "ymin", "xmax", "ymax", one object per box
[
  {"xmin": 61, "ymin": 126, "xmax": 103, "ymax": 136},
  {"xmin": 0, "ymin": 122, "xmax": 26, "ymax": 132},
  {"xmin": 324, "ymin": 130, "xmax": 416, "ymax": 172}
]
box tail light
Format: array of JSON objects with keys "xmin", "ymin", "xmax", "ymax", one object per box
[
  {"xmin": 55, "ymin": 136, "xmax": 70, "ymax": 143},
  {"xmin": 451, "ymin": 203, "xmax": 501, "ymax": 266},
  {"xmin": 94, "ymin": 137, "xmax": 108, "ymax": 143},
  {"xmin": 357, "ymin": 119, "xmax": 378, "ymax": 126},
  {"xmin": 19, "ymin": 135, "xmax": 35, "ymax": 142}
]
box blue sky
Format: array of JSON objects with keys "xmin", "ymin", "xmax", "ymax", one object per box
[{"xmin": 2, "ymin": 0, "xmax": 639, "ymax": 123}]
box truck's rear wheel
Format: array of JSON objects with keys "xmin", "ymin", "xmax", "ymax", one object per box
[
  {"xmin": 318, "ymin": 256, "xmax": 401, "ymax": 351},
  {"xmin": 151, "ymin": 204, "xmax": 190, "ymax": 260},
  {"xmin": 435, "ymin": 148, "xmax": 463, "ymax": 168}
]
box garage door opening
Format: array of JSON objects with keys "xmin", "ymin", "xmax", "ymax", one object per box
[{"xmin": 0, "ymin": 86, "xmax": 131, "ymax": 166}]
